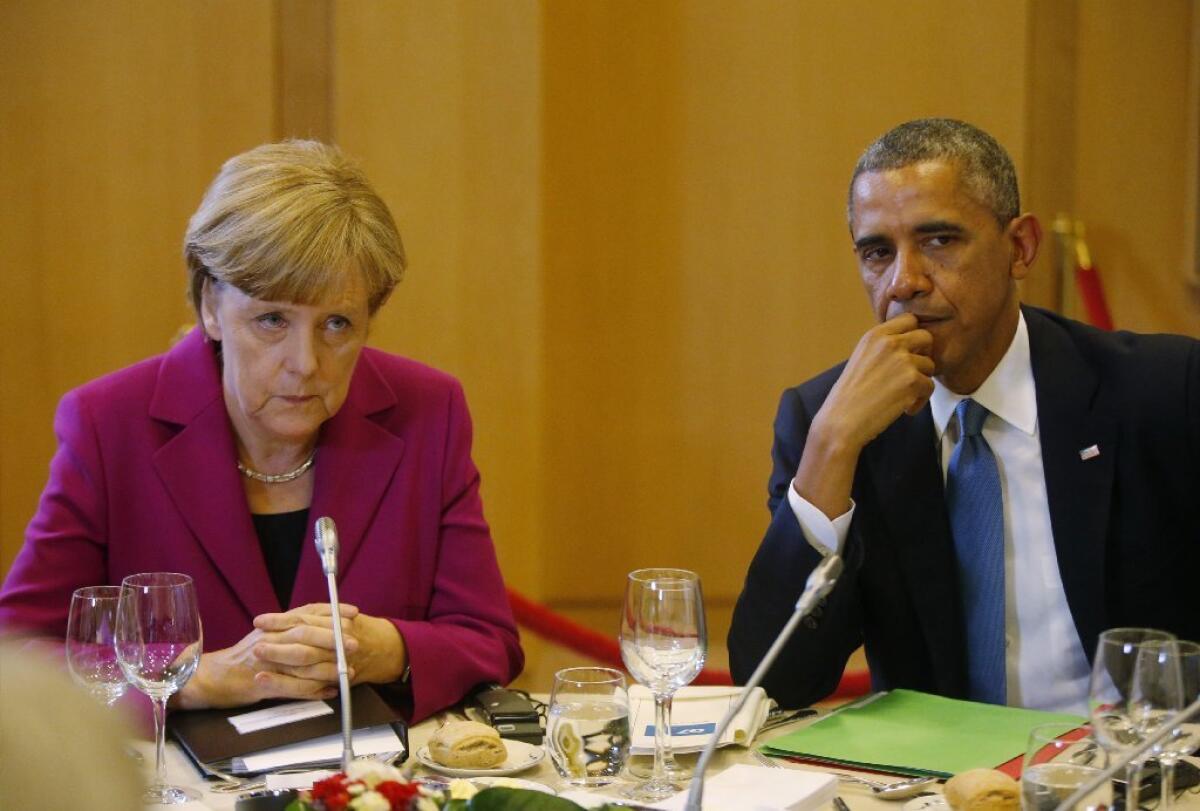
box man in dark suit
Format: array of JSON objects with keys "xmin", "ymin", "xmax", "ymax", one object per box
[{"xmin": 728, "ymin": 118, "xmax": 1200, "ymax": 713}]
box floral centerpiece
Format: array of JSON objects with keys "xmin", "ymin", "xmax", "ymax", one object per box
[{"xmin": 285, "ymin": 759, "xmax": 629, "ymax": 811}]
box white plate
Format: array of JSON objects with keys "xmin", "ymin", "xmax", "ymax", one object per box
[
  {"xmin": 415, "ymin": 739, "xmax": 545, "ymax": 777},
  {"xmin": 904, "ymin": 795, "xmax": 948, "ymax": 811}
]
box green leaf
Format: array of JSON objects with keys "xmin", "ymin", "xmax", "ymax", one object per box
[{"xmin": 466, "ymin": 786, "xmax": 588, "ymax": 810}]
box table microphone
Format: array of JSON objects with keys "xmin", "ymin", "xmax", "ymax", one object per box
[
  {"xmin": 683, "ymin": 553, "xmax": 844, "ymax": 811},
  {"xmin": 315, "ymin": 516, "xmax": 355, "ymax": 771}
]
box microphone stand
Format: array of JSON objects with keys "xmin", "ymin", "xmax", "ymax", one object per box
[
  {"xmin": 315, "ymin": 516, "xmax": 355, "ymax": 772},
  {"xmin": 683, "ymin": 554, "xmax": 844, "ymax": 811},
  {"xmin": 1055, "ymin": 694, "xmax": 1200, "ymax": 811}
]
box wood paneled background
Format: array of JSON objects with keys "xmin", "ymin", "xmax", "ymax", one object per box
[{"xmin": 3, "ymin": 0, "xmax": 1197, "ymax": 685}]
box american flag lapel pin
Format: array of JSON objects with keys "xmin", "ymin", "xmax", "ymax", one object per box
[{"xmin": 1079, "ymin": 444, "xmax": 1100, "ymax": 461}]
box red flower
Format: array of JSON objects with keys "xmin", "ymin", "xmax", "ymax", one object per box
[
  {"xmin": 310, "ymin": 773, "xmax": 353, "ymax": 810},
  {"xmin": 375, "ymin": 780, "xmax": 422, "ymax": 810}
]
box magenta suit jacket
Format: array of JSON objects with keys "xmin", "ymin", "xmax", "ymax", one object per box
[{"xmin": 0, "ymin": 328, "xmax": 523, "ymax": 721}]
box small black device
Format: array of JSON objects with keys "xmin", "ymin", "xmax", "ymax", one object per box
[
  {"xmin": 468, "ymin": 684, "xmax": 544, "ymax": 745},
  {"xmin": 1113, "ymin": 758, "xmax": 1200, "ymax": 809}
]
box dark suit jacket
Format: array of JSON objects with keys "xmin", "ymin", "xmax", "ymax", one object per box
[
  {"xmin": 728, "ymin": 306, "xmax": 1200, "ymax": 708},
  {"xmin": 0, "ymin": 328, "xmax": 523, "ymax": 722}
]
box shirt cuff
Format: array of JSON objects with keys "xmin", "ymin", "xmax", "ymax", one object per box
[{"xmin": 786, "ymin": 479, "xmax": 854, "ymax": 557}]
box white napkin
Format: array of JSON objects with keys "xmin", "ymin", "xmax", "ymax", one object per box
[
  {"xmin": 628, "ymin": 685, "xmax": 773, "ymax": 754},
  {"xmin": 649, "ymin": 764, "xmax": 838, "ymax": 811}
]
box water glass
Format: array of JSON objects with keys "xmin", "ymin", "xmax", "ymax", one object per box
[
  {"xmin": 546, "ymin": 666, "xmax": 631, "ymax": 787},
  {"xmin": 66, "ymin": 585, "xmax": 127, "ymax": 706},
  {"xmin": 116, "ymin": 572, "xmax": 203, "ymax": 805},
  {"xmin": 1020, "ymin": 723, "xmax": 1107, "ymax": 811}
]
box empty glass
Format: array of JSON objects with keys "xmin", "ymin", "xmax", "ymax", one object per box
[
  {"xmin": 66, "ymin": 585, "xmax": 127, "ymax": 706},
  {"xmin": 116, "ymin": 572, "xmax": 203, "ymax": 805},
  {"xmin": 1020, "ymin": 723, "xmax": 1106, "ymax": 811},
  {"xmin": 1089, "ymin": 627, "xmax": 1176, "ymax": 811},
  {"xmin": 1137, "ymin": 639, "xmax": 1200, "ymax": 810},
  {"xmin": 546, "ymin": 666, "xmax": 631, "ymax": 787},
  {"xmin": 619, "ymin": 568, "xmax": 707, "ymax": 800}
]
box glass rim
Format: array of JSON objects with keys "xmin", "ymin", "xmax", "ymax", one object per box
[
  {"xmin": 627, "ymin": 567, "xmax": 700, "ymax": 584},
  {"xmin": 1133, "ymin": 638, "xmax": 1200, "ymax": 654},
  {"xmin": 1097, "ymin": 627, "xmax": 1176, "ymax": 643},
  {"xmin": 120, "ymin": 572, "xmax": 194, "ymax": 589},
  {"xmin": 1022, "ymin": 723, "xmax": 1099, "ymax": 769},
  {"xmin": 71, "ymin": 585, "xmax": 122, "ymax": 600},
  {"xmin": 553, "ymin": 666, "xmax": 627, "ymax": 687}
]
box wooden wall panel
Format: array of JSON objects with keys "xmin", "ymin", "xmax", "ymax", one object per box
[
  {"xmin": 541, "ymin": 0, "xmax": 1031, "ymax": 604},
  {"xmin": 1073, "ymin": 0, "xmax": 1199, "ymax": 336},
  {"xmin": 333, "ymin": 0, "xmax": 545, "ymax": 595},
  {"xmin": 0, "ymin": 2, "xmax": 276, "ymax": 572}
]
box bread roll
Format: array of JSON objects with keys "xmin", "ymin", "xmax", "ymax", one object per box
[
  {"xmin": 944, "ymin": 768, "xmax": 1019, "ymax": 811},
  {"xmin": 429, "ymin": 720, "xmax": 508, "ymax": 769}
]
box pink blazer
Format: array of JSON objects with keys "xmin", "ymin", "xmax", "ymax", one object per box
[{"xmin": 0, "ymin": 328, "xmax": 523, "ymax": 721}]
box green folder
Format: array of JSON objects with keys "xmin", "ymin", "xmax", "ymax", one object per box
[{"xmin": 761, "ymin": 689, "xmax": 1084, "ymax": 777}]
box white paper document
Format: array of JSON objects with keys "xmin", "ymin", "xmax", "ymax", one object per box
[
  {"xmin": 232, "ymin": 724, "xmax": 404, "ymax": 774},
  {"xmin": 649, "ymin": 764, "xmax": 838, "ymax": 811},
  {"xmin": 228, "ymin": 699, "xmax": 334, "ymax": 735},
  {"xmin": 629, "ymin": 685, "xmax": 773, "ymax": 755}
]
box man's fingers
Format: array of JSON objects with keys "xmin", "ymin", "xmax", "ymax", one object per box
[
  {"xmin": 900, "ymin": 328, "xmax": 934, "ymax": 355},
  {"xmin": 911, "ymin": 353, "xmax": 936, "ymax": 376},
  {"xmin": 903, "ymin": 377, "xmax": 936, "ymax": 416},
  {"xmin": 878, "ymin": 312, "xmax": 920, "ymax": 333}
]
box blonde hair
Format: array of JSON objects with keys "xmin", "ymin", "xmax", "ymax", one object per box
[{"xmin": 184, "ymin": 140, "xmax": 406, "ymax": 316}]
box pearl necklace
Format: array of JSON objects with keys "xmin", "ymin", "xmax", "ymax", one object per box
[{"xmin": 236, "ymin": 450, "xmax": 316, "ymax": 484}]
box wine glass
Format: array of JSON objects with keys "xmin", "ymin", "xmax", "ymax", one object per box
[
  {"xmin": 1020, "ymin": 722, "xmax": 1106, "ymax": 811},
  {"xmin": 1137, "ymin": 639, "xmax": 1200, "ymax": 810},
  {"xmin": 1089, "ymin": 627, "xmax": 1176, "ymax": 811},
  {"xmin": 116, "ymin": 572, "xmax": 203, "ymax": 805},
  {"xmin": 619, "ymin": 568, "xmax": 707, "ymax": 800},
  {"xmin": 66, "ymin": 585, "xmax": 128, "ymax": 706}
]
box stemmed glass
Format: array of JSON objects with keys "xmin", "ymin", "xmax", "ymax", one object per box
[
  {"xmin": 66, "ymin": 585, "xmax": 128, "ymax": 707},
  {"xmin": 619, "ymin": 568, "xmax": 707, "ymax": 800},
  {"xmin": 1088, "ymin": 627, "xmax": 1176, "ymax": 811},
  {"xmin": 116, "ymin": 572, "xmax": 203, "ymax": 805},
  {"xmin": 1137, "ymin": 639, "xmax": 1200, "ymax": 810}
]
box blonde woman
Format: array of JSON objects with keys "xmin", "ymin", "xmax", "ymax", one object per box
[{"xmin": 0, "ymin": 141, "xmax": 523, "ymax": 721}]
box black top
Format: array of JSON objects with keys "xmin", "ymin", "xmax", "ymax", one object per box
[{"xmin": 251, "ymin": 509, "xmax": 308, "ymax": 609}]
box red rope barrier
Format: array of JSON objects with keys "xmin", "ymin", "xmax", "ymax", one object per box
[{"xmin": 506, "ymin": 588, "xmax": 870, "ymax": 700}]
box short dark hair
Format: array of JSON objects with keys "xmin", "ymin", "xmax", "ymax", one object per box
[{"xmin": 847, "ymin": 118, "xmax": 1019, "ymax": 229}]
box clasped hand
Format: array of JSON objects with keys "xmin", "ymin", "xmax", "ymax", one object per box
[{"xmin": 176, "ymin": 602, "xmax": 406, "ymax": 709}]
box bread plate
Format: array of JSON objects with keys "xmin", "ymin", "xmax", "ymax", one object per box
[{"xmin": 415, "ymin": 739, "xmax": 545, "ymax": 777}]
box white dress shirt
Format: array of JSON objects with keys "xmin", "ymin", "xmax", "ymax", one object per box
[{"xmin": 788, "ymin": 313, "xmax": 1092, "ymax": 713}]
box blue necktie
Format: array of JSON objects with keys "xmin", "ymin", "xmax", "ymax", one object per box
[{"xmin": 946, "ymin": 399, "xmax": 1006, "ymax": 704}]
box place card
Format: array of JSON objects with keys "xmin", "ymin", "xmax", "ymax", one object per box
[{"xmin": 228, "ymin": 700, "xmax": 334, "ymax": 735}]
